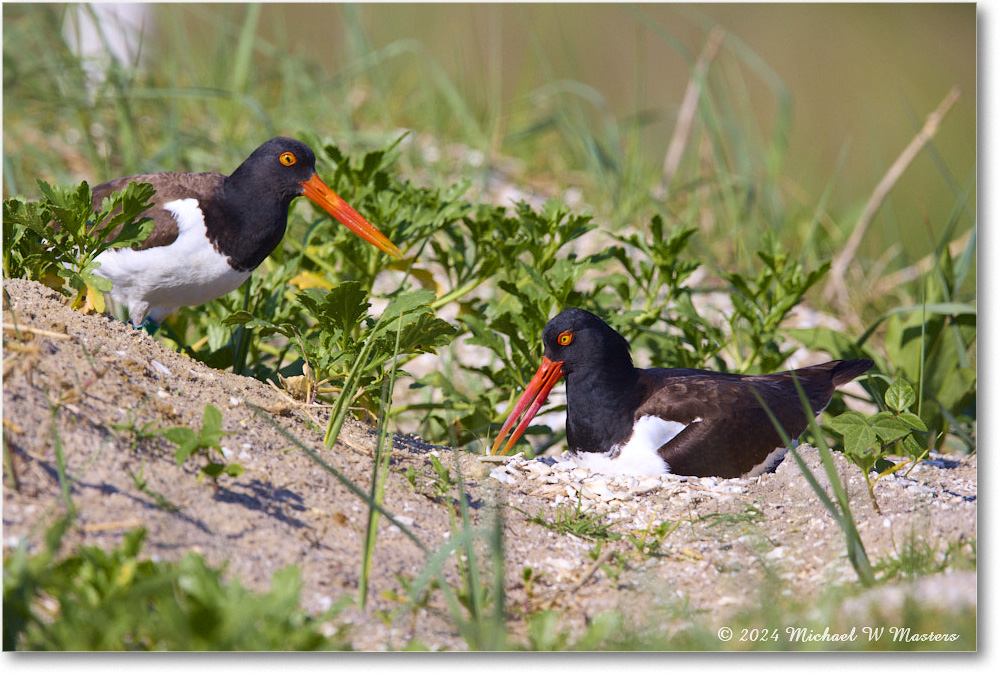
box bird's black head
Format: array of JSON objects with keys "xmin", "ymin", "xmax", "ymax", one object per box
[
  {"xmin": 491, "ymin": 308, "xmax": 635, "ymax": 456},
  {"xmin": 541, "ymin": 308, "xmax": 634, "ymax": 375},
  {"xmin": 227, "ymin": 137, "xmax": 319, "ymax": 204},
  {"xmin": 224, "ymin": 136, "xmax": 402, "ymax": 262}
]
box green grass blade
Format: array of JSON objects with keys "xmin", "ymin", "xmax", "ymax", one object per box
[
  {"xmin": 952, "ymin": 224, "xmax": 976, "ymax": 298},
  {"xmin": 855, "ymin": 301, "xmax": 976, "ymax": 349},
  {"xmin": 452, "ymin": 454, "xmax": 483, "ymax": 638},
  {"xmin": 247, "ymin": 402, "xmax": 428, "ymax": 555},
  {"xmin": 322, "ymin": 330, "xmax": 376, "ymax": 449},
  {"xmin": 223, "ymin": 3, "xmax": 261, "ymax": 133},
  {"xmin": 49, "ymin": 408, "xmax": 77, "ymax": 518},
  {"xmin": 358, "ymin": 312, "xmax": 406, "ymax": 609},
  {"xmin": 750, "ymin": 379, "xmax": 874, "ymax": 586},
  {"xmin": 230, "ymin": 280, "xmax": 253, "ymax": 376}
]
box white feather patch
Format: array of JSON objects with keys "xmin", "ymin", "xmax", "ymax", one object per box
[
  {"xmin": 573, "ymin": 415, "xmax": 693, "ymax": 476},
  {"xmin": 743, "ymin": 442, "xmax": 792, "ymax": 478},
  {"xmin": 94, "ymin": 198, "xmax": 251, "ymax": 324}
]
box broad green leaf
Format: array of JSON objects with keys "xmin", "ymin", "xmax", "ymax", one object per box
[
  {"xmin": 379, "ymin": 289, "xmax": 437, "ymax": 323},
  {"xmin": 161, "ymin": 428, "xmax": 197, "ymax": 446},
  {"xmin": 105, "ymin": 215, "xmax": 154, "ymax": 250},
  {"xmin": 900, "ymin": 435, "xmax": 926, "ymax": 460},
  {"xmin": 201, "ymin": 404, "xmax": 223, "ymax": 438},
  {"xmin": 300, "ymin": 281, "xmax": 370, "ymax": 335},
  {"xmin": 392, "ymin": 313, "xmax": 457, "ymax": 354},
  {"xmin": 221, "ymin": 311, "xmax": 295, "ymax": 338},
  {"xmin": 869, "ymin": 412, "xmax": 910, "ymax": 444},
  {"xmin": 200, "ymin": 463, "xmax": 227, "ymax": 480},
  {"xmin": 896, "ymin": 411, "xmax": 928, "ymax": 432},
  {"xmin": 168, "ymin": 437, "xmax": 199, "ymax": 465},
  {"xmin": 80, "ymin": 266, "xmax": 113, "ymax": 292},
  {"xmin": 828, "ymin": 411, "xmax": 877, "ymax": 458},
  {"xmin": 222, "ymin": 310, "xmax": 257, "ymax": 325},
  {"xmin": 885, "ymin": 379, "xmax": 916, "ymax": 412}
]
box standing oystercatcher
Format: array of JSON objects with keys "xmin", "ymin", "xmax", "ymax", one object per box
[
  {"xmin": 90, "ymin": 137, "xmax": 402, "ymax": 329},
  {"xmin": 491, "ymin": 308, "xmax": 873, "ymax": 478}
]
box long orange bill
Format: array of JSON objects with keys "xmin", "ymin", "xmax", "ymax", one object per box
[
  {"xmin": 491, "ymin": 356, "xmax": 565, "ymax": 456},
  {"xmin": 300, "ymin": 173, "xmax": 403, "ymax": 259}
]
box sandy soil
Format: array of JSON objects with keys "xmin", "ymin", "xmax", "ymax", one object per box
[{"xmin": 2, "ymin": 278, "xmax": 977, "ymax": 650}]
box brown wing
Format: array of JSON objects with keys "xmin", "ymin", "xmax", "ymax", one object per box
[
  {"xmin": 91, "ymin": 172, "xmax": 225, "ymax": 250},
  {"xmin": 635, "ymin": 361, "xmax": 870, "ymax": 478}
]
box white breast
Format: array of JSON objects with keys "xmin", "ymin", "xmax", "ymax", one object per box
[
  {"xmin": 94, "ymin": 198, "xmax": 251, "ymax": 325},
  {"xmin": 572, "ymin": 415, "xmax": 699, "ymax": 476}
]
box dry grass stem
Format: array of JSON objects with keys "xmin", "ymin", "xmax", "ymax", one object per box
[
  {"xmin": 824, "ymin": 85, "xmax": 961, "ymax": 308},
  {"xmin": 3, "ymin": 322, "xmax": 72, "ymax": 340},
  {"xmin": 543, "ymin": 548, "xmax": 614, "ymax": 611},
  {"xmin": 661, "ymin": 26, "xmax": 726, "ymax": 192},
  {"xmin": 871, "ymin": 228, "xmax": 973, "ymax": 295},
  {"xmin": 81, "ymin": 518, "xmax": 144, "ymax": 533}
]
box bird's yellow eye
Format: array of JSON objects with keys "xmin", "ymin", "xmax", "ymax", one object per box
[
  {"xmin": 557, "ymin": 331, "xmax": 573, "ymax": 346},
  {"xmin": 279, "ymin": 152, "xmax": 297, "ymax": 166}
]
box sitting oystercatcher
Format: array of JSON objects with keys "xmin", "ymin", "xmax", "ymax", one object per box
[
  {"xmin": 491, "ymin": 308, "xmax": 873, "ymax": 478},
  {"xmin": 90, "ymin": 137, "xmax": 402, "ymax": 329}
]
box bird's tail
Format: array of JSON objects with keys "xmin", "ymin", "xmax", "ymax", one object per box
[{"xmin": 831, "ymin": 358, "xmax": 875, "ymax": 387}]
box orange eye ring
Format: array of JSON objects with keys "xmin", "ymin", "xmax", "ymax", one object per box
[
  {"xmin": 279, "ymin": 152, "xmax": 297, "ymax": 166},
  {"xmin": 557, "ymin": 331, "xmax": 573, "ymax": 346}
]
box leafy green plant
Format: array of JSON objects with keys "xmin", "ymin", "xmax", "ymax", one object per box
[
  {"xmin": 587, "ymin": 542, "xmax": 628, "ymax": 584},
  {"xmin": 605, "ymin": 219, "xmax": 726, "ymax": 370},
  {"xmin": 127, "ymin": 462, "xmax": 181, "ymax": 513},
  {"xmin": 427, "ymin": 453, "xmax": 457, "ymax": 501},
  {"xmin": 827, "ymin": 378, "xmax": 928, "ymax": 513},
  {"xmin": 873, "ymin": 533, "xmax": 976, "ymax": 582},
  {"xmin": 876, "ymin": 244, "xmax": 976, "ymax": 454},
  {"xmin": 723, "ymin": 231, "xmax": 831, "ymax": 373},
  {"xmin": 407, "ymin": 198, "xmax": 611, "ymax": 448},
  {"xmin": 624, "ymin": 519, "xmax": 679, "ymax": 559},
  {"xmin": 156, "ymin": 404, "xmax": 243, "ymax": 484},
  {"xmin": 697, "ymin": 504, "xmax": 766, "ymax": 528},
  {"xmin": 522, "ymin": 609, "xmax": 624, "ymax": 651},
  {"xmin": 516, "ymin": 496, "xmax": 621, "ymax": 543},
  {"xmin": 2, "ymin": 180, "xmax": 155, "ymax": 314},
  {"xmin": 3, "ymin": 520, "xmax": 347, "ymax": 651},
  {"xmin": 227, "ymin": 282, "xmax": 456, "ymax": 438},
  {"xmin": 789, "ymin": 229, "xmax": 976, "ymax": 456},
  {"xmin": 107, "ymin": 403, "xmax": 164, "ymax": 453}
]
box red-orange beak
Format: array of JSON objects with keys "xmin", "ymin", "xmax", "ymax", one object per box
[
  {"xmin": 300, "ymin": 173, "xmax": 403, "ymax": 259},
  {"xmin": 491, "ymin": 356, "xmax": 565, "ymax": 456}
]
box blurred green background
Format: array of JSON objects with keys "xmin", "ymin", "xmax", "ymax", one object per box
[
  {"xmin": 281, "ymin": 2, "xmax": 976, "ymax": 252},
  {"xmin": 3, "ymin": 2, "xmax": 976, "ymax": 277}
]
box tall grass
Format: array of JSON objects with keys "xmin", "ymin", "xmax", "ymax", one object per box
[{"xmin": 4, "ymin": 6, "xmax": 974, "ymax": 289}]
